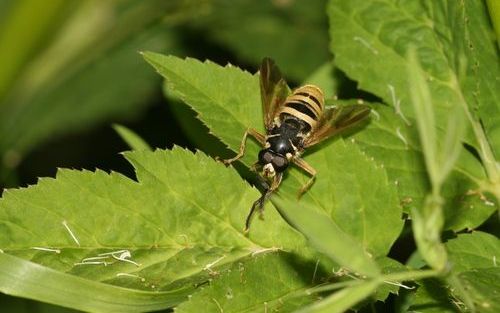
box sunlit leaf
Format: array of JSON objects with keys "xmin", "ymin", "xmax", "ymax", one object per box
[
  {"xmin": 0, "ymin": 148, "xmax": 308, "ymax": 311},
  {"xmin": 143, "ymin": 53, "xmax": 404, "ymax": 259}
]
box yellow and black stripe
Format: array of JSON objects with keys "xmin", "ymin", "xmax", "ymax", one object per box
[{"xmin": 278, "ymin": 85, "xmax": 325, "ymax": 131}]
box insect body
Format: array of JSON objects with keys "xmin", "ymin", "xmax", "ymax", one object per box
[
  {"xmin": 260, "ymin": 85, "xmax": 323, "ymax": 171},
  {"xmin": 221, "ymin": 58, "xmax": 371, "ymax": 232}
]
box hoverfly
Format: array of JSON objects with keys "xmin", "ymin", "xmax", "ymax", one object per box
[{"xmin": 221, "ymin": 58, "xmax": 371, "ymax": 232}]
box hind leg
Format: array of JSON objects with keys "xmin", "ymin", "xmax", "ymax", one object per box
[{"xmin": 293, "ymin": 157, "xmax": 317, "ymax": 198}]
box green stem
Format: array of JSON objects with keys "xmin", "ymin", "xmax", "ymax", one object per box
[
  {"xmin": 306, "ymin": 269, "xmax": 439, "ymax": 295},
  {"xmin": 380, "ymin": 269, "xmax": 440, "ymax": 283},
  {"xmin": 450, "ymin": 75, "xmax": 500, "ymax": 203}
]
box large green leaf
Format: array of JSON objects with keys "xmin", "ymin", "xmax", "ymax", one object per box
[
  {"xmin": 0, "ymin": 148, "xmax": 309, "ymax": 311},
  {"xmin": 291, "ymin": 43, "xmax": 495, "ymax": 231},
  {"xmin": 143, "ymin": 53, "xmax": 403, "ymax": 259},
  {"xmin": 328, "ymin": 0, "xmax": 500, "ymax": 157},
  {"xmin": 325, "ymin": 0, "xmax": 497, "ymax": 230}
]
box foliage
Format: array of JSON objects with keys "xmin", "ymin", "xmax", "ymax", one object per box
[{"xmin": 0, "ymin": 0, "xmax": 499, "ymax": 312}]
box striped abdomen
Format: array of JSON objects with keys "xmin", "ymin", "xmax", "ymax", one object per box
[{"xmin": 278, "ymin": 85, "xmax": 325, "ymax": 132}]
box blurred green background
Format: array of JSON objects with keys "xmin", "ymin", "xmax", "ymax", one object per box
[{"xmin": 0, "ymin": 0, "xmax": 332, "ymax": 311}]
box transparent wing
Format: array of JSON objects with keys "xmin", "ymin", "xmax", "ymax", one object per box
[
  {"xmin": 260, "ymin": 58, "xmax": 290, "ymax": 131},
  {"xmin": 303, "ymin": 103, "xmax": 371, "ymax": 147}
]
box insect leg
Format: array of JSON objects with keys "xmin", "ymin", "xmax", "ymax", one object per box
[
  {"xmin": 293, "ymin": 157, "xmax": 317, "ymax": 198},
  {"xmin": 244, "ymin": 172, "xmax": 282, "ymax": 233},
  {"xmin": 245, "ymin": 191, "xmax": 268, "ymax": 233},
  {"xmin": 258, "ymin": 172, "xmax": 282, "ymax": 219},
  {"xmin": 220, "ymin": 128, "xmax": 265, "ymax": 165},
  {"xmin": 269, "ymin": 172, "xmax": 283, "ymax": 192}
]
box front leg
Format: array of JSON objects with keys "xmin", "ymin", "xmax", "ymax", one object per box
[
  {"xmin": 220, "ymin": 128, "xmax": 266, "ymax": 165},
  {"xmin": 245, "ymin": 191, "xmax": 268, "ymax": 233},
  {"xmin": 293, "ymin": 157, "xmax": 317, "ymax": 198},
  {"xmin": 243, "ymin": 172, "xmax": 282, "ymax": 233}
]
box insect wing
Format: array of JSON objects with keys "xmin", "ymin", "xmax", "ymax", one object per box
[
  {"xmin": 304, "ymin": 103, "xmax": 371, "ymax": 147},
  {"xmin": 260, "ymin": 58, "xmax": 290, "ymax": 131}
]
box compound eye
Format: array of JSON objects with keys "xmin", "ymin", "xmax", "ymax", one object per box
[
  {"xmin": 258, "ymin": 150, "xmax": 274, "ymax": 164},
  {"xmin": 272, "ymin": 155, "xmax": 288, "ymax": 172}
]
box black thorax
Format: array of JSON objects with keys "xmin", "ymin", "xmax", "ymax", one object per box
[{"xmin": 267, "ymin": 119, "xmax": 306, "ymax": 156}]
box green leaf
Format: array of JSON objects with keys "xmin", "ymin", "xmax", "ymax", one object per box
[
  {"xmin": 304, "ymin": 54, "xmax": 490, "ymax": 229},
  {"xmin": 0, "ymin": 252, "xmax": 189, "ymax": 313},
  {"xmin": 1, "ymin": 292, "xmax": 78, "ymax": 313},
  {"xmin": 487, "ymin": 0, "xmax": 500, "ymax": 47},
  {"xmin": 0, "ymin": 148, "xmax": 308, "ymax": 310},
  {"xmin": 112, "ymin": 124, "xmax": 151, "ymax": 151},
  {"xmin": 352, "ymin": 105, "xmax": 495, "ymax": 231},
  {"xmin": 455, "ymin": 268, "xmax": 500, "ymax": 313},
  {"xmin": 143, "ymin": 53, "xmax": 404, "ymax": 259},
  {"xmin": 284, "ymin": 137, "xmax": 403, "ymax": 258},
  {"xmin": 329, "ymin": 0, "xmax": 459, "ymax": 119},
  {"xmin": 328, "ymin": 0, "xmax": 500, "ymax": 157},
  {"xmin": 409, "ymin": 278, "xmax": 459, "ymax": 313},
  {"xmin": 446, "ymin": 231, "xmax": 500, "ymax": 273},
  {"xmin": 143, "ymin": 53, "xmax": 262, "ymax": 160},
  {"xmin": 443, "ymin": 231, "xmax": 500, "ymax": 311},
  {"xmin": 408, "ymin": 232, "xmax": 500, "ymax": 312},
  {"xmin": 462, "ymin": 0, "xmax": 500, "ymax": 158},
  {"xmin": 176, "ymin": 252, "xmax": 324, "ymax": 313},
  {"xmin": 0, "ymin": 1, "xmax": 192, "ymax": 171},
  {"xmin": 273, "ymin": 196, "xmax": 380, "ymax": 278},
  {"xmin": 373, "ymin": 257, "xmax": 408, "ymax": 302}
]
